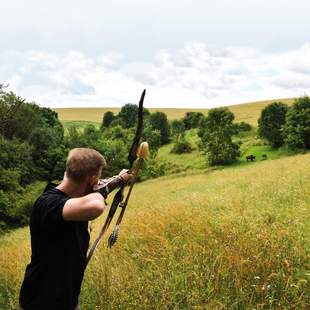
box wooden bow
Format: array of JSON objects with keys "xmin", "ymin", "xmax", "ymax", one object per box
[{"xmin": 86, "ymin": 90, "xmax": 147, "ymax": 266}]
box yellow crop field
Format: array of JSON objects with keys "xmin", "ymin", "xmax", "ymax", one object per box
[
  {"xmin": 1, "ymin": 153, "xmax": 309, "ymax": 309},
  {"xmin": 55, "ymin": 98, "xmax": 295, "ymax": 126}
]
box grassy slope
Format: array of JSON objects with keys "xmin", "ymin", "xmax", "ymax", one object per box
[
  {"xmin": 55, "ymin": 97, "xmax": 295, "ymax": 126},
  {"xmin": 1, "ymin": 153, "xmax": 309, "ymax": 309}
]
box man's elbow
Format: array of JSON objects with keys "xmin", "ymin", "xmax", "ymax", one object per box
[{"xmin": 89, "ymin": 200, "xmax": 105, "ymax": 219}]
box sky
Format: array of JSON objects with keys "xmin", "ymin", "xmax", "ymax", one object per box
[{"xmin": 1, "ymin": 0, "xmax": 310, "ymax": 108}]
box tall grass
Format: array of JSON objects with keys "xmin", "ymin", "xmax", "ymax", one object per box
[{"xmin": 1, "ymin": 154, "xmax": 309, "ymax": 309}]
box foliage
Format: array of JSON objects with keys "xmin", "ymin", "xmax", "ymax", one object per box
[
  {"xmin": 139, "ymin": 157, "xmax": 167, "ymax": 180},
  {"xmin": 109, "ymin": 117, "xmax": 125, "ymax": 128},
  {"xmin": 170, "ymin": 119, "xmax": 185, "ymax": 140},
  {"xmin": 234, "ymin": 121, "xmax": 252, "ymax": 133},
  {"xmin": 0, "ymin": 88, "xmax": 65, "ymax": 230},
  {"xmin": 142, "ymin": 126, "xmax": 162, "ymax": 155},
  {"xmin": 0, "ymin": 136, "xmax": 35, "ymax": 185},
  {"xmin": 101, "ymin": 111, "xmax": 115, "ymax": 130},
  {"xmin": 0, "ymin": 181, "xmax": 46, "ymax": 231},
  {"xmin": 283, "ymin": 96, "xmax": 310, "ymax": 150},
  {"xmin": 171, "ymin": 138, "xmax": 193, "ymax": 154},
  {"xmin": 118, "ymin": 104, "xmax": 139, "ymax": 128},
  {"xmin": 183, "ymin": 112, "xmax": 204, "ymax": 129},
  {"xmin": 199, "ymin": 107, "xmax": 240, "ymax": 165},
  {"xmin": 258, "ymin": 102, "xmax": 288, "ymax": 148},
  {"xmin": 149, "ymin": 111, "xmax": 170, "ymax": 145}
]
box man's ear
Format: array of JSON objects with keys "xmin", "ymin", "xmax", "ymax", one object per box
[{"xmin": 89, "ymin": 174, "xmax": 99, "ymax": 186}]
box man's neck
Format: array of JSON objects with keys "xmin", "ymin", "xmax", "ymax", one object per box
[{"xmin": 57, "ymin": 176, "xmax": 87, "ymax": 198}]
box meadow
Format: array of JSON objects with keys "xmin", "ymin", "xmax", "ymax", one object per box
[
  {"xmin": 55, "ymin": 97, "xmax": 295, "ymax": 126},
  {"xmin": 1, "ymin": 97, "xmax": 308, "ymax": 309},
  {"xmin": 1, "ymin": 153, "xmax": 309, "ymax": 309}
]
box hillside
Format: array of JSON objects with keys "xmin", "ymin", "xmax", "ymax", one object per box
[
  {"xmin": 1, "ymin": 153, "xmax": 309, "ymax": 309},
  {"xmin": 55, "ymin": 97, "xmax": 295, "ymax": 126}
]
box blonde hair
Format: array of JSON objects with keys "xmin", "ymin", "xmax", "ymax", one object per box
[{"xmin": 65, "ymin": 148, "xmax": 106, "ymax": 182}]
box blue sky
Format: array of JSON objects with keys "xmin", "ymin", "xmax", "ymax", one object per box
[{"xmin": 1, "ymin": 0, "xmax": 310, "ymax": 108}]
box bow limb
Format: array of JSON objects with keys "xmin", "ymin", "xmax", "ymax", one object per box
[
  {"xmin": 107, "ymin": 142, "xmax": 149, "ymax": 248},
  {"xmin": 128, "ymin": 89, "xmax": 145, "ymax": 167},
  {"xmin": 86, "ymin": 89, "xmax": 146, "ymax": 265}
]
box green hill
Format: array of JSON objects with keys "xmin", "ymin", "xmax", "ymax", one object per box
[{"xmin": 1, "ymin": 153, "xmax": 309, "ymax": 309}]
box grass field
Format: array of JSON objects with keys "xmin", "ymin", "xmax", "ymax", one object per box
[
  {"xmin": 1, "ymin": 153, "xmax": 309, "ymax": 309},
  {"xmin": 55, "ymin": 97, "xmax": 295, "ymax": 126}
]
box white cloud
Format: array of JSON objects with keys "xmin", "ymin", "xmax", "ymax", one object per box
[{"xmin": 1, "ymin": 42, "xmax": 310, "ymax": 108}]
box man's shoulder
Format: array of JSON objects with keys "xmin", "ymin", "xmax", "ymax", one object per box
[
  {"xmin": 43, "ymin": 182, "xmax": 59, "ymax": 193},
  {"xmin": 34, "ymin": 184, "xmax": 69, "ymax": 209}
]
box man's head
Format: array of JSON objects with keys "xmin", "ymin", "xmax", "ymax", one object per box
[{"xmin": 65, "ymin": 148, "xmax": 106, "ymax": 193}]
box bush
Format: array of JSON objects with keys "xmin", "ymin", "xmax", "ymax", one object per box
[
  {"xmin": 171, "ymin": 139, "xmax": 193, "ymax": 154},
  {"xmin": 139, "ymin": 157, "xmax": 166, "ymax": 180},
  {"xmin": 234, "ymin": 121, "xmax": 252, "ymax": 133},
  {"xmin": 282, "ymin": 96, "xmax": 310, "ymax": 149},
  {"xmin": 142, "ymin": 126, "xmax": 162, "ymax": 155},
  {"xmin": 118, "ymin": 104, "xmax": 139, "ymax": 128},
  {"xmin": 170, "ymin": 119, "xmax": 185, "ymax": 140},
  {"xmin": 183, "ymin": 112, "xmax": 204, "ymax": 129},
  {"xmin": 199, "ymin": 107, "xmax": 240, "ymax": 165},
  {"xmin": 0, "ymin": 181, "xmax": 46, "ymax": 230},
  {"xmin": 101, "ymin": 111, "xmax": 115, "ymax": 130},
  {"xmin": 149, "ymin": 112, "xmax": 170, "ymax": 145},
  {"xmin": 258, "ymin": 102, "xmax": 288, "ymax": 148}
]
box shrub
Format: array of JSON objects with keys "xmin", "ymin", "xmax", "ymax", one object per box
[
  {"xmin": 199, "ymin": 107, "xmax": 240, "ymax": 165},
  {"xmin": 139, "ymin": 157, "xmax": 166, "ymax": 180},
  {"xmin": 234, "ymin": 121, "xmax": 252, "ymax": 133},
  {"xmin": 101, "ymin": 111, "xmax": 115, "ymax": 130},
  {"xmin": 283, "ymin": 96, "xmax": 310, "ymax": 150},
  {"xmin": 118, "ymin": 104, "xmax": 139, "ymax": 128},
  {"xmin": 183, "ymin": 112, "xmax": 204, "ymax": 129},
  {"xmin": 258, "ymin": 102, "xmax": 288, "ymax": 148},
  {"xmin": 171, "ymin": 119, "xmax": 185, "ymax": 140},
  {"xmin": 171, "ymin": 139, "xmax": 193, "ymax": 154},
  {"xmin": 149, "ymin": 112, "xmax": 170, "ymax": 145}
]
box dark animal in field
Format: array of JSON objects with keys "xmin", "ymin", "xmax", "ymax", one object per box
[
  {"xmin": 246, "ymin": 154, "xmax": 256, "ymax": 162},
  {"xmin": 261, "ymin": 154, "xmax": 267, "ymax": 160}
]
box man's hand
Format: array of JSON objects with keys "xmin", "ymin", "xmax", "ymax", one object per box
[
  {"xmin": 118, "ymin": 169, "xmax": 134, "ymax": 184},
  {"xmin": 93, "ymin": 169, "xmax": 133, "ymax": 198}
]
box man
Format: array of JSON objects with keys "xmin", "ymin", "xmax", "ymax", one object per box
[{"xmin": 19, "ymin": 148, "xmax": 132, "ymax": 310}]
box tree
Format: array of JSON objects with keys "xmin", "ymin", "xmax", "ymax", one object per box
[
  {"xmin": 283, "ymin": 96, "xmax": 310, "ymax": 149},
  {"xmin": 118, "ymin": 104, "xmax": 139, "ymax": 128},
  {"xmin": 199, "ymin": 107, "xmax": 240, "ymax": 165},
  {"xmin": 258, "ymin": 102, "xmax": 288, "ymax": 148},
  {"xmin": 183, "ymin": 112, "xmax": 205, "ymax": 129},
  {"xmin": 171, "ymin": 119, "xmax": 185, "ymax": 140},
  {"xmin": 0, "ymin": 87, "xmax": 67, "ymax": 230},
  {"xmin": 142, "ymin": 126, "xmax": 161, "ymax": 155},
  {"xmin": 234, "ymin": 121, "xmax": 252, "ymax": 133},
  {"xmin": 101, "ymin": 111, "xmax": 115, "ymax": 130},
  {"xmin": 149, "ymin": 112, "xmax": 170, "ymax": 145},
  {"xmin": 0, "ymin": 136, "xmax": 35, "ymax": 185},
  {"xmin": 29, "ymin": 126, "xmax": 64, "ymax": 180},
  {"xmin": 171, "ymin": 138, "xmax": 193, "ymax": 154}
]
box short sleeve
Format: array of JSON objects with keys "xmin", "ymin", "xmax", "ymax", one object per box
[{"xmin": 38, "ymin": 193, "xmax": 70, "ymax": 229}]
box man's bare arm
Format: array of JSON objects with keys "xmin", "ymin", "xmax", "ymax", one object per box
[{"xmin": 63, "ymin": 193, "xmax": 106, "ymax": 221}]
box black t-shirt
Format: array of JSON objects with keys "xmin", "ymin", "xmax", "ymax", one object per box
[{"xmin": 19, "ymin": 183, "xmax": 90, "ymax": 310}]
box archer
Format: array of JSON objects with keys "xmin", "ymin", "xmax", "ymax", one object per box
[{"xmin": 19, "ymin": 148, "xmax": 132, "ymax": 310}]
